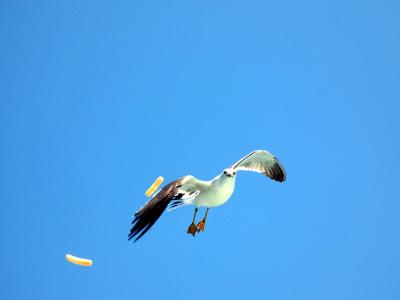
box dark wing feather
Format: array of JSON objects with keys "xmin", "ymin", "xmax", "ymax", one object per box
[
  {"xmin": 128, "ymin": 176, "xmax": 189, "ymax": 242},
  {"xmin": 231, "ymin": 150, "xmax": 286, "ymax": 182}
]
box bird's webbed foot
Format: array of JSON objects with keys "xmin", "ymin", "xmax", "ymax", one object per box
[
  {"xmin": 196, "ymin": 219, "xmax": 206, "ymax": 232},
  {"xmin": 187, "ymin": 222, "xmax": 198, "ymax": 237}
]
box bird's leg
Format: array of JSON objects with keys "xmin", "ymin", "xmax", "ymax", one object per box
[
  {"xmin": 187, "ymin": 208, "xmax": 199, "ymax": 237},
  {"xmin": 197, "ymin": 208, "xmax": 209, "ymax": 232}
]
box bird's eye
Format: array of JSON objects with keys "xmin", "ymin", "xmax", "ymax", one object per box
[{"xmin": 224, "ymin": 171, "xmax": 227, "ymax": 174}]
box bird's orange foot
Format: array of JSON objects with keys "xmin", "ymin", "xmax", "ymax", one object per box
[
  {"xmin": 197, "ymin": 220, "xmax": 206, "ymax": 232},
  {"xmin": 187, "ymin": 222, "xmax": 198, "ymax": 237}
]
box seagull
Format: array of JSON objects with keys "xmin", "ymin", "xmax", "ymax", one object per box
[{"xmin": 128, "ymin": 150, "xmax": 286, "ymax": 242}]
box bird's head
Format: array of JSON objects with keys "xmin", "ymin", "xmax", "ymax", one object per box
[{"xmin": 223, "ymin": 168, "xmax": 236, "ymax": 178}]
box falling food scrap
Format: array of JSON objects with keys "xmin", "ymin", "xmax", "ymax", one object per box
[
  {"xmin": 65, "ymin": 254, "xmax": 93, "ymax": 267},
  {"xmin": 145, "ymin": 176, "xmax": 164, "ymax": 197}
]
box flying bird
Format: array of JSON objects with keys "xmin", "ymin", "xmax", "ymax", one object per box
[{"xmin": 128, "ymin": 150, "xmax": 286, "ymax": 242}]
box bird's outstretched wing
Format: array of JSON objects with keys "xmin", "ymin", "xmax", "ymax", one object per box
[
  {"xmin": 231, "ymin": 150, "xmax": 286, "ymax": 182},
  {"xmin": 128, "ymin": 175, "xmax": 203, "ymax": 242}
]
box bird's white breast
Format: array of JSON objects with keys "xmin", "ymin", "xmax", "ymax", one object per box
[{"xmin": 194, "ymin": 175, "xmax": 236, "ymax": 208}]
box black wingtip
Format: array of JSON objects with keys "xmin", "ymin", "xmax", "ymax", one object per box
[
  {"xmin": 128, "ymin": 177, "xmax": 189, "ymax": 243},
  {"xmin": 130, "ymin": 196, "xmax": 172, "ymax": 241},
  {"xmin": 270, "ymin": 159, "xmax": 286, "ymax": 182}
]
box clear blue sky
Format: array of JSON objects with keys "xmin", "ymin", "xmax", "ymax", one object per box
[{"xmin": 1, "ymin": 1, "xmax": 399, "ymax": 299}]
